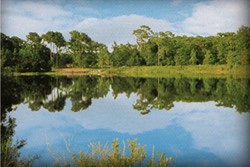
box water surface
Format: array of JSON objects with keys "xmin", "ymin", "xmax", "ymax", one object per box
[{"xmin": 2, "ymin": 75, "xmax": 250, "ymax": 166}]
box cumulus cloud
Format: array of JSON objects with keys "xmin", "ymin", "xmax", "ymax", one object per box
[
  {"xmin": 2, "ymin": 13, "xmax": 47, "ymax": 38},
  {"xmin": 19, "ymin": 1, "xmax": 71, "ymax": 18},
  {"xmin": 174, "ymin": 102, "xmax": 250, "ymax": 165},
  {"xmin": 1, "ymin": 0, "xmax": 73, "ymax": 39},
  {"xmin": 2, "ymin": 0, "xmax": 250, "ymax": 47},
  {"xmin": 74, "ymin": 14, "xmax": 175, "ymax": 49},
  {"xmin": 2, "ymin": 5, "xmax": 174, "ymax": 49},
  {"xmin": 180, "ymin": 0, "xmax": 250, "ymax": 36}
]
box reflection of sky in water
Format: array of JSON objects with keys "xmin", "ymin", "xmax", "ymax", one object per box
[{"xmin": 9, "ymin": 90, "xmax": 250, "ymax": 167}]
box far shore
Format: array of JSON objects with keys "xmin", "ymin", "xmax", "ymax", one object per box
[{"xmin": 11, "ymin": 65, "xmax": 250, "ymax": 78}]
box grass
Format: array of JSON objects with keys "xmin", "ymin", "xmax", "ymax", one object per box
[
  {"xmin": 9, "ymin": 65, "xmax": 250, "ymax": 78},
  {"xmin": 48, "ymin": 138, "xmax": 174, "ymax": 167},
  {"xmin": 2, "ymin": 137, "xmax": 174, "ymax": 167},
  {"xmin": 1, "ymin": 139, "xmax": 38, "ymax": 167},
  {"xmin": 102, "ymin": 65, "xmax": 250, "ymax": 75}
]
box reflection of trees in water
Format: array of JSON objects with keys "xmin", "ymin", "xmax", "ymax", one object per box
[
  {"xmin": 1, "ymin": 76, "xmax": 38, "ymax": 166},
  {"xmin": 44, "ymin": 94, "xmax": 67, "ymax": 112},
  {"xmin": 1, "ymin": 75, "xmax": 250, "ymax": 114},
  {"xmin": 1, "ymin": 75, "xmax": 249, "ymax": 166}
]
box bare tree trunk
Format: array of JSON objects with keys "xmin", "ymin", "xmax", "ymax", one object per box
[
  {"xmin": 52, "ymin": 43, "xmax": 54, "ymax": 58},
  {"xmin": 50, "ymin": 43, "xmax": 52, "ymax": 60},
  {"xmin": 56, "ymin": 47, "xmax": 58, "ymax": 67}
]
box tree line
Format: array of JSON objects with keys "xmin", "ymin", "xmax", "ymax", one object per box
[{"xmin": 1, "ymin": 25, "xmax": 250, "ymax": 72}]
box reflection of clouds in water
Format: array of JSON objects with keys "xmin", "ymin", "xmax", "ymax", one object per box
[
  {"xmin": 9, "ymin": 103, "xmax": 78, "ymax": 148},
  {"xmin": 65, "ymin": 92, "xmax": 173, "ymax": 134},
  {"xmin": 172, "ymin": 102, "xmax": 250, "ymax": 165},
  {"xmin": 9, "ymin": 92, "xmax": 250, "ymax": 165}
]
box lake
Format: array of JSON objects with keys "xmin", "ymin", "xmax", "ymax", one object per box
[{"xmin": 2, "ymin": 75, "xmax": 250, "ymax": 166}]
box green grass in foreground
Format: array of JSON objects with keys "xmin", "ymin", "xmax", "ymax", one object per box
[
  {"xmin": 1, "ymin": 139, "xmax": 38, "ymax": 167},
  {"xmin": 2, "ymin": 138, "xmax": 174, "ymax": 167},
  {"xmin": 49, "ymin": 138, "xmax": 174, "ymax": 167}
]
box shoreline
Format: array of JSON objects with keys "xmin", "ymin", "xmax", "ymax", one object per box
[{"xmin": 10, "ymin": 65, "xmax": 250, "ymax": 78}]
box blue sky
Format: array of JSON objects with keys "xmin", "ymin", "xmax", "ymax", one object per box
[{"xmin": 2, "ymin": 0, "xmax": 250, "ymax": 48}]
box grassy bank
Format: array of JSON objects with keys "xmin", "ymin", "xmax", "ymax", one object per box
[
  {"xmin": 11, "ymin": 65, "xmax": 250, "ymax": 78},
  {"xmin": 53, "ymin": 65, "xmax": 250, "ymax": 74}
]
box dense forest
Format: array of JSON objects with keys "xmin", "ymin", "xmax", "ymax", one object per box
[{"xmin": 1, "ymin": 25, "xmax": 250, "ymax": 72}]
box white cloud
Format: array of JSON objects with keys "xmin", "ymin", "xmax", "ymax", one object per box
[
  {"xmin": 2, "ymin": 4, "xmax": 174, "ymax": 49},
  {"xmin": 174, "ymin": 102, "xmax": 250, "ymax": 165},
  {"xmin": 2, "ymin": 13, "xmax": 47, "ymax": 38},
  {"xmin": 1, "ymin": 1, "xmax": 73, "ymax": 39},
  {"xmin": 2, "ymin": 0, "xmax": 250, "ymax": 48},
  {"xmin": 19, "ymin": 1, "xmax": 71, "ymax": 18},
  {"xmin": 180, "ymin": 0, "xmax": 250, "ymax": 36},
  {"xmin": 74, "ymin": 14, "xmax": 175, "ymax": 49}
]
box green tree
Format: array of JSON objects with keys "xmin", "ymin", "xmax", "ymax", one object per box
[
  {"xmin": 133, "ymin": 25, "xmax": 153, "ymax": 65},
  {"xmin": 126, "ymin": 44, "xmax": 143, "ymax": 66},
  {"xmin": 189, "ymin": 49, "xmax": 198, "ymax": 65},
  {"xmin": 53, "ymin": 32, "xmax": 66, "ymax": 67},
  {"xmin": 133, "ymin": 25, "xmax": 153, "ymax": 50},
  {"xmin": 26, "ymin": 32, "xmax": 42, "ymax": 54},
  {"xmin": 1, "ymin": 33, "xmax": 17, "ymax": 71},
  {"xmin": 143, "ymin": 40, "xmax": 158, "ymax": 65},
  {"xmin": 226, "ymin": 50, "xmax": 238, "ymax": 66},
  {"xmin": 42, "ymin": 31, "xmax": 54, "ymax": 59},
  {"xmin": 18, "ymin": 44, "xmax": 51, "ymax": 72},
  {"xmin": 236, "ymin": 25, "xmax": 250, "ymax": 65},
  {"xmin": 97, "ymin": 45, "xmax": 111, "ymax": 68},
  {"xmin": 10, "ymin": 36, "xmax": 24, "ymax": 52},
  {"xmin": 203, "ymin": 50, "xmax": 216, "ymax": 65},
  {"xmin": 69, "ymin": 30, "xmax": 92, "ymax": 67},
  {"xmin": 151, "ymin": 31, "xmax": 175, "ymax": 66},
  {"xmin": 174, "ymin": 47, "xmax": 191, "ymax": 65},
  {"xmin": 216, "ymin": 42, "xmax": 226, "ymax": 64}
]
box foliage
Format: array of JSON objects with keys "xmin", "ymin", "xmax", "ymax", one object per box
[
  {"xmin": 174, "ymin": 47, "xmax": 191, "ymax": 65},
  {"xmin": 226, "ymin": 51, "xmax": 239, "ymax": 66},
  {"xmin": 133, "ymin": 25, "xmax": 153, "ymax": 51},
  {"xmin": 1, "ymin": 118, "xmax": 38, "ymax": 167},
  {"xmin": 189, "ymin": 49, "xmax": 198, "ymax": 65},
  {"xmin": 1, "ymin": 25, "xmax": 250, "ymax": 72},
  {"xmin": 2, "ymin": 75, "xmax": 249, "ymax": 115},
  {"xmin": 49, "ymin": 138, "xmax": 173, "ymax": 167},
  {"xmin": 236, "ymin": 25, "xmax": 250, "ymax": 65},
  {"xmin": 53, "ymin": 51, "xmax": 73, "ymax": 68},
  {"xmin": 26, "ymin": 32, "xmax": 41, "ymax": 47},
  {"xmin": 97, "ymin": 45, "xmax": 111, "ymax": 68},
  {"xmin": 111, "ymin": 42, "xmax": 144, "ymax": 66},
  {"xmin": 1, "ymin": 33, "xmax": 51, "ymax": 72},
  {"xmin": 203, "ymin": 50, "xmax": 216, "ymax": 65},
  {"xmin": 69, "ymin": 30, "xmax": 94, "ymax": 67},
  {"xmin": 1, "ymin": 76, "xmax": 39, "ymax": 167}
]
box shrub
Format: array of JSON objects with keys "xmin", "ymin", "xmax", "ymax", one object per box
[{"xmin": 49, "ymin": 138, "xmax": 174, "ymax": 167}]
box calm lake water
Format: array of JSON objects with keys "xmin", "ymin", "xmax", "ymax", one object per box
[{"xmin": 2, "ymin": 75, "xmax": 250, "ymax": 166}]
